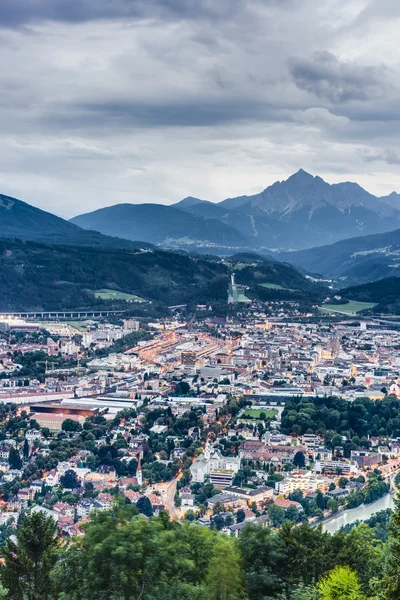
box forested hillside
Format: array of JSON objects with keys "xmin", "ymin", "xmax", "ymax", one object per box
[
  {"xmin": 0, "ymin": 242, "xmax": 324, "ymax": 312},
  {"xmin": 0, "ymin": 241, "xmax": 229, "ymax": 311},
  {"xmin": 3, "ymin": 502, "xmax": 400, "ymax": 599}
]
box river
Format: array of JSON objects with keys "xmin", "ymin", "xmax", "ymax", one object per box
[{"xmin": 322, "ymin": 493, "xmax": 395, "ymax": 534}]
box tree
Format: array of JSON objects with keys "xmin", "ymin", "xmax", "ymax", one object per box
[
  {"xmin": 285, "ymin": 505, "xmax": 299, "ymax": 523},
  {"xmin": 0, "ymin": 510, "xmax": 58, "ymax": 600},
  {"xmin": 236, "ymin": 509, "xmax": 245, "ymax": 523},
  {"xmin": 62, "ymin": 419, "xmax": 82, "ymax": 432},
  {"xmin": 327, "ymin": 498, "xmax": 338, "ymax": 513},
  {"xmin": 23, "ymin": 439, "xmax": 30, "ymax": 461},
  {"xmin": 317, "ymin": 566, "xmax": 364, "ymax": 600},
  {"xmin": 268, "ymin": 504, "xmax": 285, "ymax": 527},
  {"xmin": 316, "ymin": 490, "xmax": 325, "ymax": 510},
  {"xmin": 380, "ymin": 494, "xmax": 400, "ymax": 598},
  {"xmin": 137, "ymin": 496, "xmax": 153, "ymax": 517},
  {"xmin": 60, "ymin": 469, "xmax": 79, "ymax": 490},
  {"xmin": 8, "ymin": 447, "xmax": 22, "ymax": 470},
  {"xmin": 293, "ymin": 451, "xmax": 306, "ymax": 468},
  {"xmin": 205, "ymin": 537, "xmax": 245, "ymax": 600}
]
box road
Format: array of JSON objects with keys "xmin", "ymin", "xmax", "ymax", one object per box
[{"xmin": 153, "ymin": 472, "xmax": 182, "ymax": 520}]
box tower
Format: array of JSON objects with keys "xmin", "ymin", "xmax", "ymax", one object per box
[{"xmin": 136, "ymin": 457, "xmax": 143, "ymax": 486}]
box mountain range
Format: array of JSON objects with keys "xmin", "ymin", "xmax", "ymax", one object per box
[
  {"xmin": 0, "ymin": 193, "xmax": 150, "ymax": 250},
  {"xmin": 71, "ymin": 170, "xmax": 400, "ymax": 252}
]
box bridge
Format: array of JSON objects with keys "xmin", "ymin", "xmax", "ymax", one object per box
[
  {"xmin": 0, "ymin": 310, "xmax": 127, "ymax": 320},
  {"xmin": 168, "ymin": 304, "xmax": 187, "ymax": 311}
]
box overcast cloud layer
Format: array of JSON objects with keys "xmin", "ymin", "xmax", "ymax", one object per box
[{"xmin": 0, "ymin": 0, "xmax": 400, "ymax": 217}]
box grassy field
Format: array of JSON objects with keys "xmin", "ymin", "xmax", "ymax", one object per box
[
  {"xmin": 94, "ymin": 289, "xmax": 144, "ymax": 302},
  {"xmin": 242, "ymin": 408, "xmax": 278, "ymax": 419},
  {"xmin": 259, "ymin": 283, "xmax": 297, "ymax": 291},
  {"xmin": 319, "ymin": 300, "xmax": 377, "ymax": 315}
]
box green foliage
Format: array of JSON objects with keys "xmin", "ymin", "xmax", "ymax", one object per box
[
  {"xmin": 281, "ymin": 394, "xmax": 400, "ymax": 439},
  {"xmin": 8, "ymin": 447, "xmax": 22, "ymax": 470},
  {"xmin": 268, "ymin": 504, "xmax": 286, "ymax": 528},
  {"xmin": 0, "ymin": 240, "xmax": 231, "ymax": 311},
  {"xmin": 0, "ymin": 510, "xmax": 58, "ymax": 600},
  {"xmin": 382, "ymin": 496, "xmax": 400, "ymax": 599},
  {"xmin": 53, "ymin": 506, "xmax": 245, "ymax": 600},
  {"xmin": 317, "ymin": 566, "xmax": 365, "ymax": 600},
  {"xmin": 60, "ymin": 469, "xmax": 79, "ymax": 490},
  {"xmin": 61, "ymin": 419, "xmax": 82, "ymax": 433}
]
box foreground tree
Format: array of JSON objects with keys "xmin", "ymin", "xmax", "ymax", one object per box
[
  {"xmin": 0, "ymin": 510, "xmax": 58, "ymax": 600},
  {"xmin": 53, "ymin": 506, "xmax": 245, "ymax": 600},
  {"xmin": 382, "ymin": 495, "xmax": 400, "ymax": 599},
  {"xmin": 205, "ymin": 537, "xmax": 246, "ymax": 600},
  {"xmin": 317, "ymin": 566, "xmax": 364, "ymax": 600}
]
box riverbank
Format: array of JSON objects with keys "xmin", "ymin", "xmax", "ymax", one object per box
[{"xmin": 319, "ymin": 493, "xmax": 395, "ymax": 534}]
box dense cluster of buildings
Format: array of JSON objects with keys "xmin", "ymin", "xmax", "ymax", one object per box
[{"xmin": 0, "ymin": 311, "xmax": 399, "ymax": 536}]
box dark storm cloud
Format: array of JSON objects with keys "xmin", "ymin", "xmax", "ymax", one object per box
[
  {"xmin": 0, "ymin": 0, "xmax": 260, "ymax": 27},
  {"xmin": 289, "ymin": 51, "xmax": 387, "ymax": 103},
  {"xmin": 56, "ymin": 98, "xmax": 293, "ymax": 130}
]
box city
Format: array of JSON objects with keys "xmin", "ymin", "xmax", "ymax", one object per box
[{"xmin": 0, "ymin": 305, "xmax": 399, "ymax": 537}]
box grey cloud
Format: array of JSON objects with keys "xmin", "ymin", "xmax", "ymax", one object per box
[
  {"xmin": 289, "ymin": 51, "xmax": 387, "ymax": 103},
  {"xmin": 361, "ymin": 149, "xmax": 400, "ymax": 165},
  {"xmin": 44, "ymin": 97, "xmax": 293, "ymax": 131},
  {"xmin": 0, "ymin": 0, "xmax": 260, "ymax": 27}
]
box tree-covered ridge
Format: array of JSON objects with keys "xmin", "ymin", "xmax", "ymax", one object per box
[
  {"xmin": 0, "ymin": 240, "xmax": 229, "ymax": 310},
  {"xmin": 340, "ymin": 277, "xmax": 400, "ymax": 314},
  {"xmin": 0, "ymin": 241, "xmax": 325, "ymax": 312},
  {"xmin": 1, "ymin": 501, "xmax": 399, "ymax": 600}
]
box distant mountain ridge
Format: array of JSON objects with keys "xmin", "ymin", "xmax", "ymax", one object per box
[
  {"xmin": 175, "ymin": 170, "xmax": 400, "ymax": 250},
  {"xmin": 71, "ymin": 203, "xmax": 250, "ymax": 252},
  {"xmin": 0, "ymin": 193, "xmax": 150, "ymax": 250},
  {"xmin": 71, "ymin": 170, "xmax": 400, "ymax": 252},
  {"xmin": 280, "ymin": 227, "xmax": 400, "ymax": 286}
]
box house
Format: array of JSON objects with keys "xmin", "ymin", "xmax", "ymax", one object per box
[
  {"xmin": 0, "ymin": 446, "xmax": 10, "ymax": 460},
  {"xmin": 69, "ymin": 516, "xmax": 90, "ymax": 536},
  {"xmin": 29, "ymin": 480, "xmax": 43, "ymax": 493},
  {"xmin": 3, "ymin": 470, "xmax": 22, "ymax": 482},
  {"xmin": 31, "ymin": 505, "xmax": 58, "ymax": 522},
  {"xmin": 123, "ymin": 489, "xmax": 141, "ymax": 503},
  {"xmin": 17, "ymin": 488, "xmax": 34, "ymax": 503},
  {"xmin": 45, "ymin": 470, "xmax": 59, "ymax": 487},
  {"xmin": 25, "ymin": 429, "xmax": 42, "ymax": 441},
  {"xmin": 98, "ymin": 465, "xmax": 117, "ymax": 483},
  {"xmin": 53, "ymin": 502, "xmax": 75, "ymax": 517},
  {"xmin": 274, "ymin": 497, "xmax": 303, "ymax": 511},
  {"xmin": 206, "ymin": 493, "xmax": 236, "ymax": 510},
  {"xmin": 223, "ymin": 486, "xmax": 274, "ymax": 508},
  {"xmin": 229, "ymin": 515, "xmax": 269, "ymax": 538},
  {"xmin": 57, "ymin": 516, "xmax": 75, "ymax": 535},
  {"xmin": 76, "ymin": 500, "xmax": 94, "ymax": 517},
  {"xmin": 96, "ymin": 493, "xmax": 113, "ymax": 510},
  {"xmin": 147, "ymin": 494, "xmax": 165, "ymax": 516},
  {"xmin": 181, "ymin": 492, "xmax": 195, "ymax": 507},
  {"xmin": 118, "ymin": 477, "xmax": 138, "ymax": 489},
  {"xmin": 326, "ymin": 488, "xmax": 349, "ymax": 499}
]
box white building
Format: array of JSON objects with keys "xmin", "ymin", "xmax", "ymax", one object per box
[{"xmin": 190, "ymin": 443, "xmax": 240, "ymax": 486}]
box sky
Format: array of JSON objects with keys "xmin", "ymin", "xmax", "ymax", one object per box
[{"xmin": 1, "ymin": 0, "xmax": 400, "ymax": 218}]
